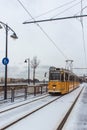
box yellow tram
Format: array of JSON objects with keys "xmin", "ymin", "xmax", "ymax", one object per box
[{"xmin": 48, "ymin": 67, "xmax": 80, "ymax": 94}]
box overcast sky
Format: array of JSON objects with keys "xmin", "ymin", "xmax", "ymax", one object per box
[{"xmin": 0, "ymin": 0, "xmax": 87, "ymax": 80}]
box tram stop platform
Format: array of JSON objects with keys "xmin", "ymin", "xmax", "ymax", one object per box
[{"xmin": 63, "ymin": 83, "xmax": 87, "ymax": 130}]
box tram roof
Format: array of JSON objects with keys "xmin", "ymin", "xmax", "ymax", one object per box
[{"xmin": 49, "ymin": 66, "xmax": 78, "ymax": 77}]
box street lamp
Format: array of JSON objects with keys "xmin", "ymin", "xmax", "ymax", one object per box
[
  {"xmin": 24, "ymin": 58, "xmax": 30, "ymax": 84},
  {"xmin": 44, "ymin": 72, "xmax": 47, "ymax": 84},
  {"xmin": 0, "ymin": 21, "xmax": 18, "ymax": 100}
]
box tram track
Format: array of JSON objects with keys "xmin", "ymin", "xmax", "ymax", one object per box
[
  {"xmin": 0, "ymin": 93, "xmax": 49, "ymax": 114},
  {"xmin": 0, "ymin": 94, "xmax": 62, "ymax": 130},
  {"xmin": 0, "ymin": 87, "xmax": 84, "ymax": 130},
  {"xmin": 56, "ymin": 87, "xmax": 84, "ymax": 130}
]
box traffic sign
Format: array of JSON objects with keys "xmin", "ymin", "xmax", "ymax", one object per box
[{"xmin": 2, "ymin": 57, "xmax": 9, "ymax": 65}]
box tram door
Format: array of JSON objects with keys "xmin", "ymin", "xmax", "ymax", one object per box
[
  {"xmin": 65, "ymin": 73, "xmax": 69, "ymax": 93},
  {"xmin": 61, "ymin": 72, "xmax": 67, "ymax": 94}
]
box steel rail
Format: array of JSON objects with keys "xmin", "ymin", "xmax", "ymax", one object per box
[
  {"xmin": 56, "ymin": 87, "xmax": 84, "ymax": 130},
  {"xmin": 0, "ymin": 95, "xmax": 62, "ymax": 130},
  {"xmin": 0, "ymin": 94, "xmax": 49, "ymax": 114}
]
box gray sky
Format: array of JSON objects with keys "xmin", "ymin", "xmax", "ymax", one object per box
[{"xmin": 0, "ymin": 0, "xmax": 87, "ymax": 80}]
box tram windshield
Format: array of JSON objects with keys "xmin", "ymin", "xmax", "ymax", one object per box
[{"xmin": 49, "ymin": 72, "xmax": 60, "ymax": 80}]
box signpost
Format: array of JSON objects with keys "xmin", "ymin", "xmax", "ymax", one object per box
[
  {"xmin": 2, "ymin": 57, "xmax": 9, "ymax": 100},
  {"xmin": 2, "ymin": 57, "xmax": 9, "ymax": 65}
]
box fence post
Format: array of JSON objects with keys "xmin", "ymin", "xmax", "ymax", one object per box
[
  {"xmin": 41, "ymin": 86, "xmax": 42, "ymax": 94},
  {"xmin": 46, "ymin": 85, "xmax": 48, "ymax": 93},
  {"xmin": 11, "ymin": 87, "xmax": 15, "ymax": 102},
  {"xmin": 24, "ymin": 86, "xmax": 27, "ymax": 100},
  {"xmin": 34, "ymin": 86, "xmax": 36, "ymax": 96}
]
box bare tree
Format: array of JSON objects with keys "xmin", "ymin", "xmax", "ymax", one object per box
[{"xmin": 31, "ymin": 56, "xmax": 40, "ymax": 84}]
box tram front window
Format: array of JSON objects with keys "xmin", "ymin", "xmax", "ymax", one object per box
[{"xmin": 49, "ymin": 73, "xmax": 60, "ymax": 80}]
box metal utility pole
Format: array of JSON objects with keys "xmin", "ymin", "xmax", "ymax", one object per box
[
  {"xmin": 24, "ymin": 58, "xmax": 30, "ymax": 84},
  {"xmin": 0, "ymin": 21, "xmax": 18, "ymax": 100},
  {"xmin": 23, "ymin": 14, "xmax": 87, "ymax": 24},
  {"xmin": 65, "ymin": 60, "xmax": 73, "ymax": 71}
]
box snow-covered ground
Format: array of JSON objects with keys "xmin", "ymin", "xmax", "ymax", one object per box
[
  {"xmin": 0, "ymin": 92, "xmax": 47, "ymax": 109},
  {"xmin": 0, "ymin": 83, "xmax": 84, "ymax": 130},
  {"xmin": 0, "ymin": 83, "xmax": 86, "ymax": 130}
]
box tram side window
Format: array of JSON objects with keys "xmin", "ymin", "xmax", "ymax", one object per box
[
  {"xmin": 65, "ymin": 73, "xmax": 68, "ymax": 81},
  {"xmin": 61, "ymin": 73, "xmax": 64, "ymax": 82},
  {"xmin": 69, "ymin": 75, "xmax": 72, "ymax": 81},
  {"xmin": 69, "ymin": 75, "xmax": 74, "ymax": 81}
]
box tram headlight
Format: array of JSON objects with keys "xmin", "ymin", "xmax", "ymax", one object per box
[{"xmin": 53, "ymin": 86, "xmax": 56, "ymax": 89}]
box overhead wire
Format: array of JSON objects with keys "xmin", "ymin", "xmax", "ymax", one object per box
[
  {"xmin": 16, "ymin": 0, "xmax": 87, "ymax": 75},
  {"xmin": 80, "ymin": 0, "xmax": 87, "ymax": 67},
  {"xmin": 51, "ymin": 0, "xmax": 84, "ymax": 18},
  {"xmin": 73, "ymin": 0, "xmax": 87, "ymax": 76},
  {"xmin": 16, "ymin": 0, "xmax": 69, "ymax": 59},
  {"xmin": 25, "ymin": 0, "xmax": 81, "ymax": 21},
  {"xmin": 74, "ymin": 6, "xmax": 87, "ymax": 15},
  {"xmin": 36, "ymin": 25, "xmax": 68, "ymax": 59},
  {"xmin": 51, "ymin": 0, "xmax": 87, "ymax": 71}
]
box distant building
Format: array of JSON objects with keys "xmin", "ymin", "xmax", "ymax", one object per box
[
  {"xmin": 0, "ymin": 77, "xmax": 40, "ymax": 83},
  {"xmin": 0, "ymin": 77, "xmax": 25, "ymax": 83}
]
